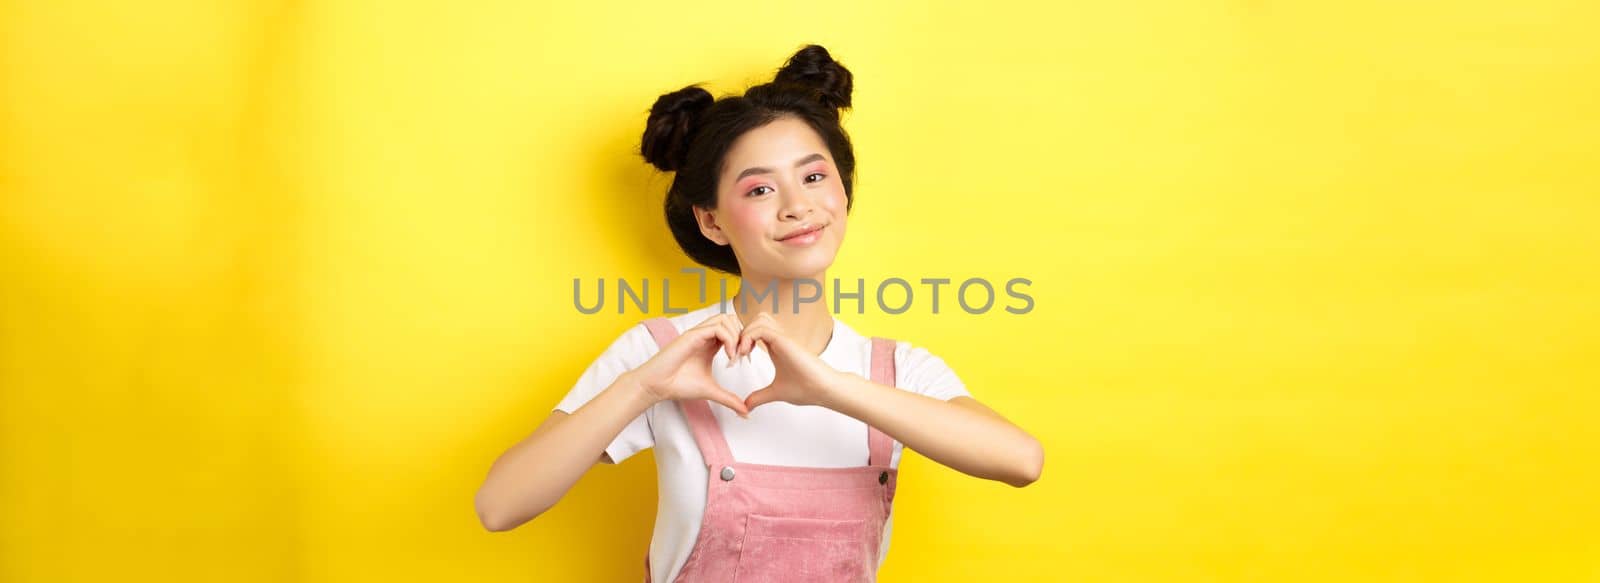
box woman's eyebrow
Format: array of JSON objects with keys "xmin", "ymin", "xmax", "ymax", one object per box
[{"xmin": 733, "ymin": 153, "xmax": 826, "ymax": 181}]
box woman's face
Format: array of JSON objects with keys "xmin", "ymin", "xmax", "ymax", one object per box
[{"xmin": 694, "ymin": 115, "xmax": 849, "ymax": 281}]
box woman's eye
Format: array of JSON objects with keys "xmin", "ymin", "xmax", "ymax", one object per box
[{"xmin": 747, "ymin": 174, "xmax": 822, "ymax": 196}]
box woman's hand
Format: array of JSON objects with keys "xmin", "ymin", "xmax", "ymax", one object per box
[
  {"xmin": 737, "ymin": 313, "xmax": 848, "ymax": 411},
  {"xmin": 627, "ymin": 314, "xmax": 751, "ymax": 418}
]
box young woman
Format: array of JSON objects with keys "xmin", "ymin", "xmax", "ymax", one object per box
[{"xmin": 475, "ymin": 45, "xmax": 1043, "ymax": 582}]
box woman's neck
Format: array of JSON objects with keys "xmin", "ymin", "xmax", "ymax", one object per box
[{"xmin": 730, "ymin": 273, "xmax": 834, "ymax": 357}]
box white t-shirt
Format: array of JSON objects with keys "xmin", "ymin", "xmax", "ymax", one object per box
[{"xmin": 553, "ymin": 299, "xmax": 972, "ymax": 583}]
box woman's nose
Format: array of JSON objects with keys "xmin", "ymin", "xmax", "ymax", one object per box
[{"xmin": 779, "ymin": 182, "xmax": 814, "ymax": 219}]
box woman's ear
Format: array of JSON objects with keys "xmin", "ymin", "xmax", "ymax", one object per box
[{"xmin": 692, "ymin": 206, "xmax": 730, "ymax": 246}]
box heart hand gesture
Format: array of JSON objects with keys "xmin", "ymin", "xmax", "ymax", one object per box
[
  {"xmin": 736, "ymin": 313, "xmax": 846, "ymax": 412},
  {"xmin": 628, "ymin": 313, "xmax": 751, "ymax": 418}
]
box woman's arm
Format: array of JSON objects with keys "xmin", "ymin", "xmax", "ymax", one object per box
[
  {"xmin": 735, "ymin": 312, "xmax": 1043, "ymax": 488},
  {"xmin": 474, "ymin": 314, "xmax": 751, "ymax": 532},
  {"xmin": 820, "ymin": 376, "xmax": 1044, "ymax": 487},
  {"xmin": 473, "ymin": 371, "xmax": 655, "ymax": 531}
]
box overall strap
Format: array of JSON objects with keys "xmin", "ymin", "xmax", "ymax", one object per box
[
  {"xmin": 640, "ymin": 318, "xmax": 735, "ymax": 467},
  {"xmin": 867, "ymin": 337, "xmax": 898, "ymax": 467}
]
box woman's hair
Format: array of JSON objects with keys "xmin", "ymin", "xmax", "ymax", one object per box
[{"xmin": 639, "ymin": 44, "xmax": 857, "ymax": 276}]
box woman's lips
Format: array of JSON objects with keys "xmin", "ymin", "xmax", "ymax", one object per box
[{"xmin": 778, "ymin": 224, "xmax": 825, "ymax": 246}]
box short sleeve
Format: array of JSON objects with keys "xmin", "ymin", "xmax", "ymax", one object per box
[
  {"xmin": 893, "ymin": 341, "xmax": 972, "ymax": 402},
  {"xmin": 553, "ymin": 323, "xmax": 659, "ymax": 464}
]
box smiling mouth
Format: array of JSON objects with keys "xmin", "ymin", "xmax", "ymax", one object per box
[{"xmin": 778, "ymin": 224, "xmax": 825, "ymax": 241}]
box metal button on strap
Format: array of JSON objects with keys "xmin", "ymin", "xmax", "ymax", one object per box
[
  {"xmin": 720, "ymin": 466, "xmax": 736, "ymax": 481},
  {"xmin": 878, "ymin": 471, "xmax": 888, "ymax": 485}
]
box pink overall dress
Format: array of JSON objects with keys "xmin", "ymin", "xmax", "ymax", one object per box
[{"xmin": 641, "ymin": 317, "xmax": 900, "ymax": 583}]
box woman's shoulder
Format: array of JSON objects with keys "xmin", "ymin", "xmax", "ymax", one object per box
[
  {"xmin": 651, "ymin": 301, "xmax": 732, "ymax": 335},
  {"xmin": 839, "ymin": 321, "xmax": 948, "ymax": 366},
  {"xmin": 842, "ymin": 323, "xmax": 972, "ymax": 400},
  {"xmin": 890, "ymin": 338, "xmax": 972, "ymax": 400},
  {"xmin": 613, "ymin": 301, "xmax": 731, "ymax": 348},
  {"xmin": 584, "ymin": 319, "xmax": 657, "ymax": 368}
]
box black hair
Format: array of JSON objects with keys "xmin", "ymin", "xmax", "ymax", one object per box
[{"xmin": 639, "ymin": 44, "xmax": 856, "ymax": 276}]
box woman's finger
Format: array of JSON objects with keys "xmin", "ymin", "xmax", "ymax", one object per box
[
  {"xmin": 703, "ymin": 384, "xmax": 750, "ymax": 418},
  {"xmin": 657, "ymin": 324, "xmax": 700, "ymax": 365},
  {"xmin": 741, "ymin": 322, "xmax": 788, "ymax": 361},
  {"xmin": 737, "ymin": 319, "xmax": 768, "ymax": 359},
  {"xmin": 709, "ymin": 321, "xmax": 739, "ymax": 367},
  {"xmin": 689, "ymin": 314, "xmax": 737, "ymax": 364},
  {"xmin": 725, "ymin": 313, "xmax": 746, "ymax": 363},
  {"xmin": 716, "ymin": 314, "xmax": 742, "ymax": 366},
  {"xmin": 744, "ymin": 385, "xmax": 782, "ymax": 411}
]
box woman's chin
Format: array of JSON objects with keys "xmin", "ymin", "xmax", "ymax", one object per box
[{"xmin": 763, "ymin": 253, "xmax": 837, "ymax": 281}]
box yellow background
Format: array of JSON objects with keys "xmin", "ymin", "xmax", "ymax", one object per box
[{"xmin": 3, "ymin": 1, "xmax": 1597, "ymax": 581}]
